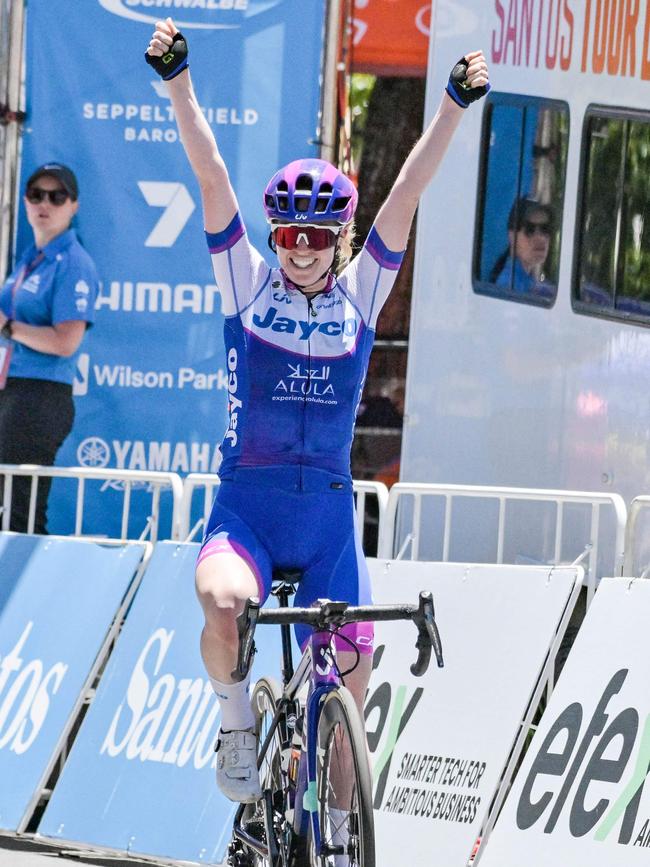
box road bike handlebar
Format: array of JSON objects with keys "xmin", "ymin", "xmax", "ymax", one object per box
[{"xmin": 232, "ymin": 591, "xmax": 444, "ymax": 681}]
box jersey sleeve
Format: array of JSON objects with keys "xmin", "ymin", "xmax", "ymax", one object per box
[
  {"xmin": 338, "ymin": 225, "xmax": 404, "ymax": 328},
  {"xmin": 205, "ymin": 212, "xmax": 270, "ymax": 317},
  {"xmin": 51, "ymin": 248, "xmax": 99, "ymax": 326}
]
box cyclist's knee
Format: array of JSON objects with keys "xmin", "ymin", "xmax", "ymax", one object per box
[{"xmin": 195, "ymin": 552, "xmax": 260, "ymax": 622}]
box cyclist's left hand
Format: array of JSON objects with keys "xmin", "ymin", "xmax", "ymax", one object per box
[
  {"xmin": 145, "ymin": 16, "xmax": 188, "ymax": 80},
  {"xmin": 446, "ymin": 50, "xmax": 490, "ymax": 107}
]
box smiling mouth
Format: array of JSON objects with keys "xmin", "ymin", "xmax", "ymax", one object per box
[{"xmin": 290, "ymin": 256, "xmax": 317, "ymax": 270}]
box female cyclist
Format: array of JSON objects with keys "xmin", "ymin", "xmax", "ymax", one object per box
[{"xmin": 145, "ymin": 18, "xmax": 490, "ymax": 804}]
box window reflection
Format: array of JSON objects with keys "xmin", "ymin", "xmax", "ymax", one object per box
[
  {"xmin": 474, "ymin": 96, "xmax": 568, "ymax": 307},
  {"xmin": 576, "ymin": 110, "xmax": 650, "ymax": 320}
]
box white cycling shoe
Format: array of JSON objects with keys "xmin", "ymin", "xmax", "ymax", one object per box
[{"xmin": 215, "ymin": 729, "xmax": 262, "ymax": 803}]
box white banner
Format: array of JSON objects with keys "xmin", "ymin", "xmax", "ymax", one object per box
[
  {"xmin": 480, "ymin": 577, "xmax": 650, "ymax": 866},
  {"xmin": 365, "ymin": 560, "xmax": 582, "ymax": 867}
]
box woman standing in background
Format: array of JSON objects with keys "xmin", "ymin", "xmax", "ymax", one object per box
[{"xmin": 0, "ymin": 163, "xmax": 98, "ymax": 534}]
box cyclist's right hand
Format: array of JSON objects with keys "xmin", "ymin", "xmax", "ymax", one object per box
[{"xmin": 145, "ymin": 17, "xmax": 188, "ymax": 80}]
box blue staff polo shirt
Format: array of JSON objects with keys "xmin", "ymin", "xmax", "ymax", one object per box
[{"xmin": 0, "ymin": 229, "xmax": 98, "ymax": 384}]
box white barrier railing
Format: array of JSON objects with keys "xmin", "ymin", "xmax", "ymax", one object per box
[
  {"xmin": 623, "ymin": 495, "xmax": 650, "ymax": 577},
  {"xmin": 351, "ymin": 480, "xmax": 389, "ymax": 548},
  {"xmin": 378, "ymin": 482, "xmax": 627, "ymax": 599},
  {"xmin": 0, "ymin": 465, "xmax": 184, "ymax": 542},
  {"xmin": 178, "ymin": 473, "xmax": 389, "ymax": 548},
  {"xmin": 178, "ymin": 473, "xmax": 220, "ymax": 542}
]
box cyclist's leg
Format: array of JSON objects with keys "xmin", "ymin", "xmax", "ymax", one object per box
[
  {"xmin": 196, "ymin": 544, "xmax": 261, "ymax": 684},
  {"xmin": 196, "ymin": 496, "xmax": 272, "ymax": 802}
]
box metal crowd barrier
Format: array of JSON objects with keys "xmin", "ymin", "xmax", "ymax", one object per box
[
  {"xmin": 3, "ymin": 464, "xmax": 640, "ymax": 592},
  {"xmin": 0, "ymin": 464, "xmax": 184, "ymax": 542},
  {"xmin": 623, "ymin": 495, "xmax": 650, "ymax": 577},
  {"xmin": 178, "ymin": 473, "xmax": 389, "ymax": 548},
  {"xmin": 377, "ymin": 482, "xmax": 627, "ymax": 600},
  {"xmin": 178, "ymin": 472, "xmax": 220, "ymax": 541}
]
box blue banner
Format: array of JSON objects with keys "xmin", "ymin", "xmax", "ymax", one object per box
[
  {"xmin": 18, "ymin": 0, "xmax": 326, "ymax": 537},
  {"xmin": 39, "ymin": 542, "xmax": 284, "ymax": 863},
  {"xmin": 0, "ymin": 536, "xmax": 145, "ymax": 831}
]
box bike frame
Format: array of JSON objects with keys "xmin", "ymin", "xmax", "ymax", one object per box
[
  {"xmin": 295, "ymin": 626, "xmax": 344, "ymax": 854},
  {"xmin": 232, "ymin": 610, "xmax": 344, "ymax": 860}
]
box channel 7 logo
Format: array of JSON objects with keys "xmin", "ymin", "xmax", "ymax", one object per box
[{"xmin": 73, "ymin": 353, "xmax": 90, "ymax": 397}]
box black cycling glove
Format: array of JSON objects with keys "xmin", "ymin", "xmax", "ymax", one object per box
[
  {"xmin": 145, "ymin": 31, "xmax": 188, "ymax": 81},
  {"xmin": 445, "ymin": 57, "xmax": 490, "ymax": 108}
]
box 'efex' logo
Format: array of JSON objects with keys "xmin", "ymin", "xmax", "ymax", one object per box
[
  {"xmin": 517, "ymin": 669, "xmax": 650, "ymax": 845},
  {"xmin": 365, "ymin": 645, "xmax": 423, "ymax": 808}
]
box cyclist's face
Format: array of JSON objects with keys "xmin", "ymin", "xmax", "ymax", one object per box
[{"xmin": 275, "ymin": 227, "xmax": 339, "ymax": 291}]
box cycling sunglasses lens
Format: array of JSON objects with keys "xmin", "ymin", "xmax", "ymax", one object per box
[
  {"xmin": 26, "ymin": 187, "xmax": 69, "ymax": 206},
  {"xmin": 522, "ymin": 220, "xmax": 551, "ymax": 237},
  {"xmin": 273, "ymin": 225, "xmax": 337, "ymax": 251}
]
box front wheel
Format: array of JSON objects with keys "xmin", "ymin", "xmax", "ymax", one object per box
[
  {"xmin": 315, "ymin": 688, "xmax": 375, "ymax": 867},
  {"xmin": 245, "ymin": 677, "xmax": 287, "ymax": 867}
]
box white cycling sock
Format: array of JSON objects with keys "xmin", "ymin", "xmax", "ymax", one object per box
[{"xmin": 210, "ymin": 675, "xmax": 255, "ymax": 732}]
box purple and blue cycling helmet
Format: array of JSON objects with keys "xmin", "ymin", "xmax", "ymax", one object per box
[{"xmin": 263, "ymin": 158, "xmax": 358, "ymax": 226}]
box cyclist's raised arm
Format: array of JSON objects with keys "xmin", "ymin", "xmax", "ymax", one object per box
[
  {"xmin": 145, "ymin": 18, "xmax": 237, "ymax": 234},
  {"xmin": 372, "ymin": 50, "xmax": 490, "ymax": 253}
]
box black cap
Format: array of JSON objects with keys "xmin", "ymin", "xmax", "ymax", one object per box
[
  {"xmin": 26, "ymin": 163, "xmax": 79, "ymax": 200},
  {"xmin": 508, "ymin": 196, "xmax": 553, "ymax": 230}
]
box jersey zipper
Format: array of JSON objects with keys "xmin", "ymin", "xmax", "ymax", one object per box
[{"xmin": 301, "ymin": 295, "xmax": 317, "ymax": 491}]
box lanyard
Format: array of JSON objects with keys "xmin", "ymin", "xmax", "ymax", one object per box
[{"xmin": 10, "ymin": 250, "xmax": 46, "ymax": 317}]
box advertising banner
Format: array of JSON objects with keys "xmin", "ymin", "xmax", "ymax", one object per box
[
  {"xmin": 480, "ymin": 577, "xmax": 650, "ymax": 866},
  {"xmin": 0, "ymin": 537, "xmax": 145, "ymax": 831},
  {"xmin": 18, "ymin": 0, "xmax": 326, "ymax": 538},
  {"xmin": 352, "ymin": 0, "xmax": 431, "ymax": 75},
  {"xmin": 39, "ymin": 541, "xmax": 284, "ymax": 864},
  {"xmin": 366, "ymin": 559, "xmax": 582, "ymax": 866}
]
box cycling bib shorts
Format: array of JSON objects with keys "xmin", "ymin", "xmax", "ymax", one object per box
[{"xmin": 199, "ymin": 465, "xmax": 373, "ymax": 653}]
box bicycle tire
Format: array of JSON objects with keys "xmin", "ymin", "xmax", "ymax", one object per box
[
  {"xmin": 246, "ymin": 677, "xmax": 287, "ymax": 867},
  {"xmin": 315, "ymin": 687, "xmax": 375, "ymax": 867},
  {"xmin": 252, "ymin": 677, "xmax": 283, "ymax": 799}
]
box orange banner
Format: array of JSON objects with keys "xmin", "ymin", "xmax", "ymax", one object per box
[{"xmin": 351, "ymin": 0, "xmax": 431, "ymax": 76}]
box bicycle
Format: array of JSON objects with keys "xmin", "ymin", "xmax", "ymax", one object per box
[{"xmin": 226, "ymin": 569, "xmax": 444, "ymax": 867}]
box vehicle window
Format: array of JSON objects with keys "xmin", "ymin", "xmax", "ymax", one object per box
[
  {"xmin": 575, "ymin": 109, "xmax": 650, "ymax": 321},
  {"xmin": 473, "ymin": 93, "xmax": 569, "ymax": 307}
]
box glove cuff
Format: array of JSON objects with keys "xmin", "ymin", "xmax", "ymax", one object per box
[
  {"xmin": 445, "ymin": 83, "xmax": 469, "ymax": 108},
  {"xmin": 163, "ymin": 58, "xmax": 189, "ymax": 80}
]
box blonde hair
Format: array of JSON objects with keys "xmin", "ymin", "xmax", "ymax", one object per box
[{"xmin": 335, "ymin": 221, "xmax": 356, "ymax": 274}]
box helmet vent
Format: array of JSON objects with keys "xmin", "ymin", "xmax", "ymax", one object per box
[
  {"xmin": 276, "ymin": 180, "xmax": 289, "ymax": 193},
  {"xmin": 277, "ymin": 195, "xmax": 289, "ymax": 212},
  {"xmin": 264, "ymin": 194, "xmax": 275, "ymax": 208},
  {"xmin": 296, "ymin": 173, "xmax": 314, "ymax": 194},
  {"xmin": 332, "ymin": 196, "xmax": 351, "ymax": 212},
  {"xmin": 315, "ymin": 183, "xmax": 333, "ymax": 213}
]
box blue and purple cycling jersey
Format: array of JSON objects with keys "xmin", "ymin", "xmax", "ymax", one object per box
[
  {"xmin": 206, "ymin": 212, "xmax": 403, "ymax": 478},
  {"xmin": 199, "ymin": 213, "xmax": 404, "ymax": 652}
]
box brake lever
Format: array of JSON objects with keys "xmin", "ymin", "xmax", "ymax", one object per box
[
  {"xmin": 410, "ymin": 591, "xmax": 444, "ymax": 676},
  {"xmin": 232, "ymin": 596, "xmax": 259, "ymax": 682}
]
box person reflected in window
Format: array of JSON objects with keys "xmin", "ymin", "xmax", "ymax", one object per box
[{"xmin": 490, "ymin": 197, "xmax": 555, "ymax": 299}]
